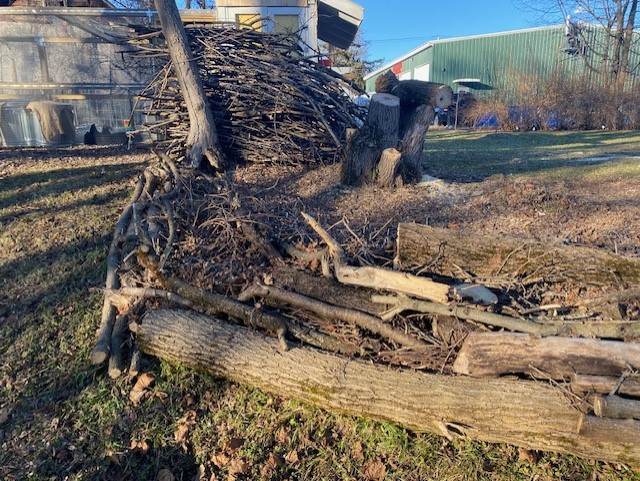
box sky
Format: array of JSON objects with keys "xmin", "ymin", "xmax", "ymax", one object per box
[{"xmin": 357, "ymin": 0, "xmax": 559, "ymax": 66}]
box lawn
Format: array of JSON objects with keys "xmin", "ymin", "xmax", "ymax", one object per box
[
  {"xmin": 1, "ymin": 136, "xmax": 639, "ymax": 481},
  {"xmin": 424, "ymin": 129, "xmax": 640, "ymax": 181}
]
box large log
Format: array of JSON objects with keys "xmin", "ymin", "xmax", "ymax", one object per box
[
  {"xmin": 453, "ymin": 332, "xmax": 640, "ymax": 378},
  {"xmin": 374, "ymin": 71, "xmax": 454, "ymax": 110},
  {"xmin": 136, "ymin": 309, "xmax": 640, "ymax": 467},
  {"xmin": 396, "ymin": 223, "xmax": 640, "ymax": 287},
  {"xmin": 341, "ymin": 93, "xmax": 400, "ymax": 186}
]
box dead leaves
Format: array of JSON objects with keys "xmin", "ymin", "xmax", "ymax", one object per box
[
  {"xmin": 0, "ymin": 406, "xmax": 13, "ymax": 425},
  {"xmin": 362, "ymin": 459, "xmax": 387, "ymax": 481},
  {"xmin": 129, "ymin": 372, "xmax": 155, "ymax": 405},
  {"xmin": 156, "ymin": 468, "xmax": 175, "ymax": 481},
  {"xmin": 174, "ymin": 410, "xmax": 198, "ymax": 450}
]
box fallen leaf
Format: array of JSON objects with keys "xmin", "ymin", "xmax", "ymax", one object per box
[
  {"xmin": 129, "ymin": 439, "xmax": 149, "ymax": 454},
  {"xmin": 211, "ymin": 452, "xmax": 230, "ymax": 468},
  {"xmin": 518, "ymin": 447, "xmax": 539, "ymax": 464},
  {"xmin": 284, "ymin": 449, "xmax": 299, "ymax": 464},
  {"xmin": 0, "ymin": 406, "xmax": 13, "ymax": 425},
  {"xmin": 352, "ymin": 441, "xmax": 364, "ymax": 462},
  {"xmin": 174, "ymin": 410, "xmax": 197, "ymax": 446},
  {"xmin": 261, "ymin": 452, "xmax": 284, "ymax": 476},
  {"xmin": 228, "ymin": 458, "xmax": 250, "ymax": 476},
  {"xmin": 275, "ymin": 426, "xmax": 289, "ymax": 444},
  {"xmin": 363, "ymin": 459, "xmax": 387, "ymax": 481},
  {"xmin": 194, "ymin": 464, "xmax": 206, "ymax": 481},
  {"xmin": 129, "ymin": 373, "xmax": 155, "ymax": 405},
  {"xmin": 157, "ymin": 468, "xmax": 175, "ymax": 481},
  {"xmin": 223, "ymin": 437, "xmax": 245, "ymax": 454}
]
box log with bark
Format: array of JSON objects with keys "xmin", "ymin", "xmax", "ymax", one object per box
[
  {"xmin": 135, "ymin": 308, "xmax": 640, "ymax": 468},
  {"xmin": 452, "ymin": 331, "xmax": 640, "ymax": 379},
  {"xmin": 396, "ymin": 223, "xmax": 640, "ymax": 288}
]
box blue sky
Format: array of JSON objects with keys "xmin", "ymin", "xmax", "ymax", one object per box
[{"xmin": 358, "ymin": 0, "xmax": 560, "ymax": 65}]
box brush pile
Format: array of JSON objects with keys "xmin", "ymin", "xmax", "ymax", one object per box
[{"xmin": 130, "ymin": 25, "xmax": 366, "ymax": 165}]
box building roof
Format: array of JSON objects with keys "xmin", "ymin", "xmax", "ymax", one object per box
[
  {"xmin": 318, "ymin": 0, "xmax": 363, "ymax": 49},
  {"xmin": 363, "ymin": 25, "xmax": 563, "ymax": 81}
]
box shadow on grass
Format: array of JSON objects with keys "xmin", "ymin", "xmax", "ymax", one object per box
[{"xmin": 0, "ymin": 161, "xmax": 141, "ymax": 211}]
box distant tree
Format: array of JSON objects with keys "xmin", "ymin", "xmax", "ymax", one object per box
[
  {"xmin": 320, "ymin": 32, "xmax": 383, "ymax": 89},
  {"xmin": 517, "ymin": 0, "xmax": 639, "ymax": 83}
]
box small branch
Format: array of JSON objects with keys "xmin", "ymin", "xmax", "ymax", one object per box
[
  {"xmin": 108, "ymin": 314, "xmax": 129, "ymax": 379},
  {"xmin": 239, "ymin": 284, "xmax": 429, "ymax": 349},
  {"xmin": 371, "ymin": 295, "xmax": 640, "ymax": 340}
]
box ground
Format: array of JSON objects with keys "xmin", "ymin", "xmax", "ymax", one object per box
[{"xmin": 1, "ymin": 130, "xmax": 639, "ymax": 481}]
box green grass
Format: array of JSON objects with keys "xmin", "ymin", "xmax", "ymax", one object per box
[
  {"xmin": 1, "ymin": 142, "xmax": 639, "ymax": 480},
  {"xmin": 424, "ymin": 129, "xmax": 640, "ymax": 181}
]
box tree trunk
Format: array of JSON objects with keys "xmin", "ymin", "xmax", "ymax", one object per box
[
  {"xmin": 392, "ymin": 80, "xmax": 454, "ymax": 110},
  {"xmin": 341, "ymin": 93, "xmax": 399, "ymax": 186},
  {"xmin": 397, "ymin": 105, "xmax": 435, "ymax": 184},
  {"xmin": 594, "ymin": 395, "xmax": 640, "ymax": 420},
  {"xmin": 396, "ymin": 223, "xmax": 640, "ymax": 287},
  {"xmin": 154, "ymin": 0, "xmax": 225, "ymax": 170},
  {"xmin": 136, "ymin": 308, "xmax": 640, "ymax": 468},
  {"xmin": 453, "ymin": 332, "xmax": 640, "ymax": 379}
]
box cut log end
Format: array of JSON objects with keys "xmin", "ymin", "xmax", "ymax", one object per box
[
  {"xmin": 90, "ymin": 344, "xmax": 110, "ymax": 365},
  {"xmin": 371, "ymin": 93, "xmax": 401, "ymax": 107}
]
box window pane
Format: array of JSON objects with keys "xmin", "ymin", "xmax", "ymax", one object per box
[{"xmin": 273, "ymin": 14, "xmax": 299, "ymax": 34}]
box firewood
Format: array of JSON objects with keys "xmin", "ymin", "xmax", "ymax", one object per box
[
  {"xmin": 135, "ymin": 308, "xmax": 640, "ymax": 467},
  {"xmin": 577, "ymin": 414, "xmax": 640, "ymax": 446},
  {"xmin": 571, "ymin": 374, "xmax": 640, "ymax": 397},
  {"xmin": 593, "ymin": 395, "xmax": 640, "ymax": 420},
  {"xmin": 453, "ymin": 332, "xmax": 640, "ymax": 379},
  {"xmin": 91, "ymin": 175, "xmax": 145, "ymax": 365},
  {"xmin": 371, "ymin": 295, "xmax": 639, "ymax": 340},
  {"xmin": 374, "ymin": 148, "xmax": 402, "ymax": 187},
  {"xmin": 396, "ymin": 223, "xmax": 640, "ymax": 288}
]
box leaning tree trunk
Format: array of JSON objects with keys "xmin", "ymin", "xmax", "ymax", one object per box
[
  {"xmin": 397, "ymin": 104, "xmax": 435, "ymax": 184},
  {"xmin": 154, "ymin": 0, "xmax": 225, "ymax": 170},
  {"xmin": 136, "ymin": 309, "xmax": 640, "ymax": 468}
]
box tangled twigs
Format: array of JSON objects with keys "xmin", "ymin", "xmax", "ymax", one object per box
[
  {"xmin": 131, "ymin": 25, "xmax": 366, "ymax": 165},
  {"xmin": 137, "ymin": 249, "xmax": 289, "ymax": 350}
]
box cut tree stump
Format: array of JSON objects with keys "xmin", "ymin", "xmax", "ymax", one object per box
[
  {"xmin": 136, "ymin": 308, "xmax": 640, "ymax": 468},
  {"xmin": 396, "ymin": 223, "xmax": 640, "ymax": 287},
  {"xmin": 452, "ymin": 332, "xmax": 640, "ymax": 379}
]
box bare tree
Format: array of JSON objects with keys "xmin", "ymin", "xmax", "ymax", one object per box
[
  {"xmin": 518, "ymin": 0, "xmax": 639, "ymax": 82},
  {"xmin": 153, "ymin": 0, "xmax": 226, "ymax": 170}
]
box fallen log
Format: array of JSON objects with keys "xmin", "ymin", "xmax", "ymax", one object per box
[
  {"xmin": 136, "ymin": 308, "xmax": 640, "ymax": 467},
  {"xmin": 453, "ymin": 332, "xmax": 640, "ymax": 379},
  {"xmin": 571, "ymin": 374, "xmax": 640, "ymax": 397},
  {"xmin": 396, "ymin": 223, "xmax": 640, "ymax": 288}
]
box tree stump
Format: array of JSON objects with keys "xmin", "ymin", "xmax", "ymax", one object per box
[
  {"xmin": 341, "ymin": 93, "xmax": 400, "ymax": 186},
  {"xmin": 398, "ymin": 104, "xmax": 436, "ymax": 184}
]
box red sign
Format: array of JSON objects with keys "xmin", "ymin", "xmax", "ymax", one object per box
[{"xmin": 392, "ymin": 62, "xmax": 403, "ymax": 74}]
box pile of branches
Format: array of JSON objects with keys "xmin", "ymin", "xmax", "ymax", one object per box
[{"xmin": 130, "ymin": 25, "xmax": 366, "ymax": 165}]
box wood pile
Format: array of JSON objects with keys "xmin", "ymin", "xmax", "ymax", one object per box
[
  {"xmin": 129, "ymin": 25, "xmax": 366, "ymax": 165},
  {"xmin": 90, "ymin": 25, "xmax": 640, "ymax": 469}
]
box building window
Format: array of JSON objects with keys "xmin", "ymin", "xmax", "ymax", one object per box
[
  {"xmin": 236, "ymin": 14, "xmax": 263, "ymax": 31},
  {"xmin": 273, "ymin": 14, "xmax": 300, "ymax": 34}
]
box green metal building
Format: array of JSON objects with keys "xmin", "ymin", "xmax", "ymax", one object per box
[{"xmin": 363, "ymin": 25, "xmax": 608, "ymax": 94}]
